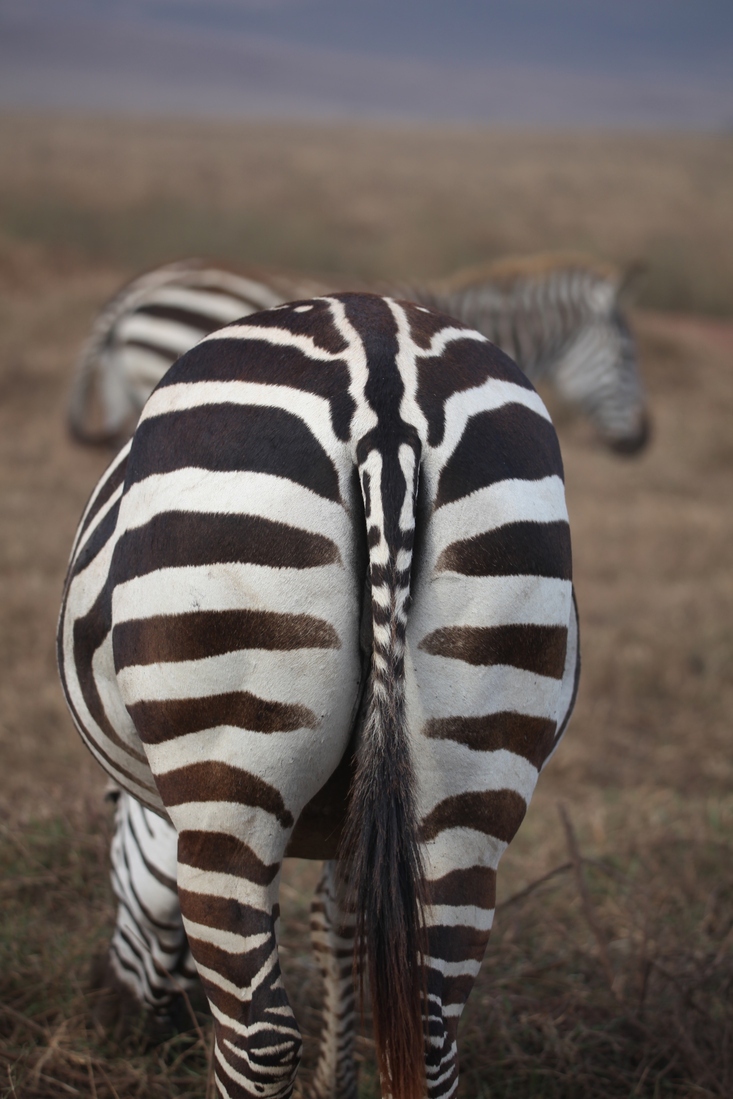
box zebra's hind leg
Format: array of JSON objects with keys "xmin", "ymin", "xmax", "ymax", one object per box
[
  {"xmin": 175, "ymin": 839, "xmax": 302, "ymax": 1099},
  {"xmin": 420, "ymin": 835, "xmax": 498, "ymax": 1099},
  {"xmin": 308, "ymin": 860, "xmax": 357, "ymax": 1099},
  {"xmin": 97, "ymin": 792, "xmax": 201, "ymax": 1036}
]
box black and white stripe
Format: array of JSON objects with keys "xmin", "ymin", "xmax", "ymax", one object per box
[
  {"xmin": 59, "ymin": 292, "xmax": 579, "ymax": 1099},
  {"xmin": 415, "ymin": 254, "xmax": 648, "ymax": 453},
  {"xmin": 68, "ymin": 254, "xmax": 647, "ymax": 454},
  {"xmin": 68, "ymin": 261, "xmax": 289, "ymax": 444}
]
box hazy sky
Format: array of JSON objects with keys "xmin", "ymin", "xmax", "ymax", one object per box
[
  {"xmin": 126, "ymin": 0, "xmax": 733, "ymax": 74},
  {"xmin": 1, "ymin": 0, "xmax": 732, "ymax": 127}
]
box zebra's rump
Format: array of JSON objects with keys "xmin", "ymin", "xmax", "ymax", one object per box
[{"xmin": 59, "ymin": 291, "xmax": 576, "ymax": 830}]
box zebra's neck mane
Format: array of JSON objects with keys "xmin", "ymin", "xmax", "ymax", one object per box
[{"xmin": 427, "ymin": 251, "xmax": 619, "ymax": 293}]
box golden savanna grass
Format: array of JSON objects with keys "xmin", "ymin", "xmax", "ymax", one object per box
[{"xmin": 0, "ymin": 114, "xmax": 732, "ymax": 1097}]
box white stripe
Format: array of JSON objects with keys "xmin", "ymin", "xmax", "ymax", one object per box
[
  {"xmin": 424, "ymin": 955, "xmax": 482, "ymax": 978},
  {"xmin": 116, "ymin": 646, "xmax": 351, "ymax": 711},
  {"xmin": 118, "ymin": 313, "xmax": 207, "ymax": 354},
  {"xmin": 184, "ymin": 920, "xmax": 271, "ymax": 955},
  {"xmin": 138, "ymin": 379, "xmax": 345, "ymax": 470},
  {"xmin": 143, "ymin": 285, "xmax": 277, "ymax": 321},
  {"xmin": 429, "ymin": 474, "xmax": 568, "ymax": 557},
  {"xmin": 412, "ymin": 574, "xmax": 572, "ymax": 633},
  {"xmin": 424, "ymin": 904, "xmax": 495, "ymax": 931},
  {"xmin": 409, "ymin": 654, "xmax": 564, "ymax": 722},
  {"xmin": 416, "ymin": 745, "xmax": 538, "ymax": 818},
  {"xmin": 112, "ymin": 560, "xmax": 350, "ymax": 624},
  {"xmin": 117, "ymin": 467, "xmax": 348, "ymax": 546},
  {"xmin": 199, "ymin": 319, "xmax": 347, "ymax": 362},
  {"xmin": 177, "ymin": 863, "xmax": 275, "ymax": 911},
  {"xmin": 164, "ymin": 803, "xmax": 291, "ymax": 865},
  {"xmin": 423, "ymin": 831, "xmax": 508, "ymax": 874}
]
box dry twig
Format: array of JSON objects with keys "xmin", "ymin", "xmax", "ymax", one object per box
[{"xmin": 558, "ymin": 803, "xmax": 619, "ymax": 999}]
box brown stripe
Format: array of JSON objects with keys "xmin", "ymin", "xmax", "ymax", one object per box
[
  {"xmin": 112, "ymin": 511, "xmax": 341, "ymax": 582},
  {"xmin": 126, "ymin": 338, "xmax": 187, "ymax": 363},
  {"xmin": 427, "ymin": 924, "xmax": 491, "ymax": 964},
  {"xmin": 421, "ymin": 789, "xmax": 526, "ymax": 843},
  {"xmin": 239, "ymin": 297, "xmax": 350, "ymax": 354},
  {"xmin": 179, "ymin": 888, "xmax": 277, "ymax": 937},
  {"xmin": 178, "ymin": 830, "xmax": 280, "ymax": 885},
  {"xmin": 424, "ymin": 712, "xmax": 557, "ymax": 770},
  {"xmin": 424, "ymin": 968, "xmax": 475, "ymax": 1019},
  {"xmin": 71, "ymin": 502, "xmax": 121, "ymax": 578},
  {"xmin": 70, "ymin": 587, "xmax": 147, "ymax": 764},
  {"xmin": 435, "ymin": 403, "xmax": 564, "ymax": 509},
  {"xmin": 437, "ymin": 520, "xmax": 572, "ymax": 580},
  {"xmin": 410, "ymin": 316, "xmax": 532, "ymax": 447},
  {"xmin": 136, "ymin": 302, "xmax": 230, "ymax": 332},
  {"xmin": 127, "ymin": 692, "xmax": 318, "ymax": 744},
  {"xmin": 113, "ymin": 608, "xmax": 340, "ymax": 670},
  {"xmin": 186, "ymin": 934, "xmax": 274, "ymax": 989},
  {"xmin": 127, "ymin": 403, "xmax": 342, "ymax": 503},
  {"xmin": 157, "ymin": 317, "xmax": 356, "ymax": 441},
  {"xmin": 125, "ymin": 813, "xmax": 177, "ymax": 894},
  {"xmin": 157, "ymin": 763, "xmax": 294, "ymax": 827},
  {"xmin": 427, "ymin": 866, "xmax": 496, "ymax": 909},
  {"xmin": 419, "ymin": 624, "xmax": 567, "ymax": 678},
  {"xmin": 77, "ymin": 456, "xmax": 127, "ymax": 542}
]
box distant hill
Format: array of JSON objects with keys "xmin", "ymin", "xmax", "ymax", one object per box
[{"xmin": 0, "ymin": 1, "xmax": 732, "ymax": 127}]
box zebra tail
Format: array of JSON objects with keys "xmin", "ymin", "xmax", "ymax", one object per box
[{"xmin": 340, "ymin": 441, "xmax": 427, "ymax": 1099}]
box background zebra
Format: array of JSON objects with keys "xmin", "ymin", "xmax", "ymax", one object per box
[
  {"xmin": 67, "ymin": 260, "xmax": 317, "ymax": 444},
  {"xmin": 58, "ymin": 292, "xmax": 580, "ymax": 1099},
  {"xmin": 413, "ymin": 253, "xmax": 649, "ymax": 454},
  {"xmin": 67, "ymin": 254, "xmax": 647, "ymax": 453}
]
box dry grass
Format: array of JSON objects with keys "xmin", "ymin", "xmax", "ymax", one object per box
[
  {"xmin": 0, "ymin": 114, "xmax": 732, "ymax": 313},
  {"xmin": 1, "ymin": 112, "xmax": 732, "ymax": 1096},
  {"xmin": 3, "ymin": 799, "xmax": 731, "ymax": 1098}
]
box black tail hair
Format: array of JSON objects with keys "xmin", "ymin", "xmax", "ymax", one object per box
[{"xmin": 340, "ymin": 446, "xmax": 427, "ymax": 1099}]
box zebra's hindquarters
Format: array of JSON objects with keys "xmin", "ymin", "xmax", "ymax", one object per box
[{"xmin": 58, "ymin": 291, "xmax": 580, "ymax": 1099}]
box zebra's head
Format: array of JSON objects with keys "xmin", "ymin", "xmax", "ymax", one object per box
[{"xmin": 551, "ymin": 277, "xmax": 650, "ymax": 456}]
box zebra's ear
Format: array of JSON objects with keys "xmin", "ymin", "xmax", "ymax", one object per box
[{"xmin": 616, "ymin": 260, "xmax": 648, "ymax": 303}]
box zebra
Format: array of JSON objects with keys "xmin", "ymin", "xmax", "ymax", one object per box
[
  {"xmin": 67, "ymin": 254, "xmax": 647, "ymax": 453},
  {"xmin": 413, "ymin": 253, "xmax": 648, "ymax": 454},
  {"xmin": 58, "ymin": 291, "xmax": 580, "ymax": 1099},
  {"xmin": 67, "ymin": 260, "xmax": 305, "ymax": 444}
]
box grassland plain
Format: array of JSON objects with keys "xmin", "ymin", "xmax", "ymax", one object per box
[
  {"xmin": 1, "ymin": 113, "xmax": 733, "ymax": 313},
  {"xmin": 1, "ymin": 114, "xmax": 732, "ymax": 1097}
]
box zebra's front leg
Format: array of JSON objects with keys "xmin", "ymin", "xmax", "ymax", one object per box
[
  {"xmin": 100, "ymin": 792, "xmax": 199, "ymax": 1031},
  {"xmin": 176, "ymin": 831, "xmax": 302, "ymax": 1099},
  {"xmin": 309, "ymin": 859, "xmax": 357, "ymax": 1099}
]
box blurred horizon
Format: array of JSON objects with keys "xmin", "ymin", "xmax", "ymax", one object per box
[{"xmin": 1, "ymin": 0, "xmax": 732, "ymax": 129}]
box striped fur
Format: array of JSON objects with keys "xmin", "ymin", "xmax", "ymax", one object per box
[
  {"xmin": 59, "ymin": 292, "xmax": 580, "ymax": 1099},
  {"xmin": 415, "ymin": 254, "xmax": 648, "ymax": 453},
  {"xmin": 68, "ymin": 255, "xmax": 646, "ymax": 454},
  {"xmin": 68, "ymin": 261, "xmax": 292, "ymax": 444},
  {"xmin": 106, "ymin": 790, "xmax": 199, "ymax": 1022}
]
